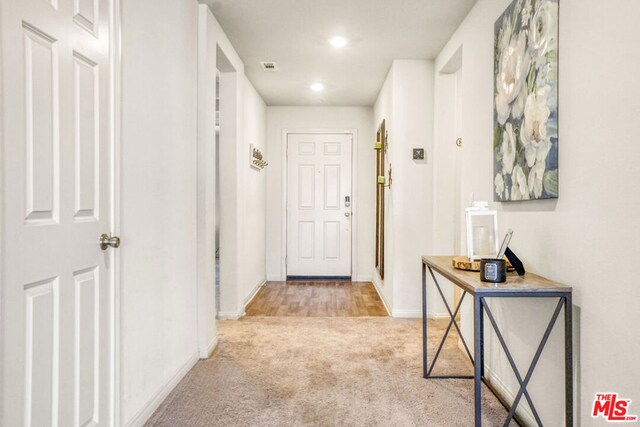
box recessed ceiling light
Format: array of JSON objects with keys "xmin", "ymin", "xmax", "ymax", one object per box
[
  {"xmin": 310, "ymin": 83, "xmax": 324, "ymax": 92},
  {"xmin": 329, "ymin": 36, "xmax": 348, "ymax": 48}
]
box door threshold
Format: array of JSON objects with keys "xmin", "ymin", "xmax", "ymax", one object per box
[{"xmin": 286, "ymin": 276, "xmax": 352, "ymax": 281}]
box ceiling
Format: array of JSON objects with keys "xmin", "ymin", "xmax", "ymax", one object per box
[{"xmin": 206, "ymin": 0, "xmax": 477, "ymax": 106}]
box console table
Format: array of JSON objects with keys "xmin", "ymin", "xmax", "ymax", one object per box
[{"xmin": 421, "ymin": 256, "xmax": 573, "ymax": 426}]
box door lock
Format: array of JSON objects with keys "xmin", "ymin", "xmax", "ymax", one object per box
[{"xmin": 99, "ymin": 233, "xmax": 121, "ymax": 250}]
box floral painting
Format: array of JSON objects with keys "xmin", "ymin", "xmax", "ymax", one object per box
[{"xmin": 494, "ymin": 0, "xmax": 558, "ymax": 201}]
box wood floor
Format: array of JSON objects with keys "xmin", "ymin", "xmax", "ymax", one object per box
[{"xmin": 245, "ymin": 281, "xmax": 388, "ymax": 317}]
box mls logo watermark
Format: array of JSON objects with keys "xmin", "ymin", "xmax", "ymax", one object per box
[{"xmin": 593, "ymin": 393, "xmax": 638, "ymax": 422}]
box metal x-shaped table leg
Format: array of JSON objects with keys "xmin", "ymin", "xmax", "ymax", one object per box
[
  {"xmin": 482, "ymin": 297, "xmax": 565, "ymax": 427},
  {"xmin": 425, "ymin": 266, "xmax": 475, "ymax": 378}
]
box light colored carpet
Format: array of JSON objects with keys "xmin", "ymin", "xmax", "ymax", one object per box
[{"xmin": 146, "ymin": 317, "xmax": 511, "ymax": 426}]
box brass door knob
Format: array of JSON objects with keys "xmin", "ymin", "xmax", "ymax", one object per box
[{"xmin": 99, "ymin": 234, "xmax": 121, "ymax": 250}]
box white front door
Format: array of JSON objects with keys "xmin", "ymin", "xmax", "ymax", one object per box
[
  {"xmin": 286, "ymin": 133, "xmax": 352, "ymax": 277},
  {"xmin": 1, "ymin": 0, "xmax": 114, "ymax": 425}
]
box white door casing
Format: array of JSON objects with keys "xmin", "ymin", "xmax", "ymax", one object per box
[
  {"xmin": 1, "ymin": 0, "xmax": 114, "ymax": 425},
  {"xmin": 286, "ymin": 133, "xmax": 352, "ymax": 277}
]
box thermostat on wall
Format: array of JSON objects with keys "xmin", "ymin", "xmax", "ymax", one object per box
[{"xmin": 413, "ymin": 148, "xmax": 425, "ymax": 160}]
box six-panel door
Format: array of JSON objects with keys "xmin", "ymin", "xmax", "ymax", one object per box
[
  {"xmin": 1, "ymin": 0, "xmax": 113, "ymax": 425},
  {"xmin": 286, "ymin": 133, "xmax": 352, "ymax": 277}
]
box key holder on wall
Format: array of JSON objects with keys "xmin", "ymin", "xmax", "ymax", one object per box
[
  {"xmin": 374, "ymin": 120, "xmax": 389, "ymax": 279},
  {"xmin": 378, "ymin": 163, "xmax": 392, "ymax": 188},
  {"xmin": 375, "ymin": 131, "xmax": 392, "ymax": 188},
  {"xmin": 385, "ymin": 163, "xmax": 392, "ymax": 188}
]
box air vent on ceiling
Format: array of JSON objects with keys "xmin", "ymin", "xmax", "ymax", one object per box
[{"xmin": 260, "ymin": 61, "xmax": 278, "ymax": 71}]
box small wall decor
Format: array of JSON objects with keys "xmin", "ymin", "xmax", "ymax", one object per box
[
  {"xmin": 250, "ymin": 144, "xmax": 268, "ymax": 170},
  {"xmin": 494, "ymin": 0, "xmax": 558, "ymax": 201}
]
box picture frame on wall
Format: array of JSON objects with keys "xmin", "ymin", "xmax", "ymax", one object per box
[{"xmin": 493, "ymin": 0, "xmax": 559, "ymax": 201}]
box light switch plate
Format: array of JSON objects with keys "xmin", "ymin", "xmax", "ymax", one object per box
[{"xmin": 413, "ymin": 148, "xmax": 425, "ymax": 160}]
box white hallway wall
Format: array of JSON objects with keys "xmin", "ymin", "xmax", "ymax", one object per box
[
  {"xmin": 241, "ymin": 80, "xmax": 267, "ymax": 308},
  {"xmin": 120, "ymin": 0, "xmax": 199, "ymax": 424},
  {"xmin": 120, "ymin": 2, "xmax": 266, "ymax": 425},
  {"xmin": 373, "ymin": 60, "xmax": 444, "ymax": 317},
  {"xmin": 265, "ymin": 107, "xmax": 375, "ymax": 282},
  {"xmin": 198, "ymin": 6, "xmax": 267, "ymax": 319},
  {"xmin": 433, "ymin": 0, "xmax": 640, "ymax": 424},
  {"xmin": 196, "ymin": 4, "xmax": 218, "ymax": 360}
]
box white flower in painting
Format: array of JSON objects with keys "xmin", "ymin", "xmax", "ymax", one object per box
[
  {"xmin": 497, "ymin": 15, "xmax": 513, "ymax": 53},
  {"xmin": 528, "ymin": 161, "xmax": 546, "ymax": 198},
  {"xmin": 495, "ymin": 32, "xmax": 530, "ymax": 125},
  {"xmin": 535, "ymin": 138, "xmax": 552, "ymax": 164},
  {"xmin": 500, "ymin": 122, "xmax": 517, "ymax": 174},
  {"xmin": 521, "ymin": 86, "xmax": 551, "ymax": 167},
  {"xmin": 530, "ymin": 0, "xmax": 558, "ymax": 55},
  {"xmin": 495, "ymin": 173, "xmax": 506, "ymax": 198},
  {"xmin": 510, "ymin": 165, "xmax": 530, "ymax": 201},
  {"xmin": 536, "ymin": 61, "xmax": 558, "ymax": 111},
  {"xmin": 511, "ymin": 83, "xmax": 528, "ymax": 120}
]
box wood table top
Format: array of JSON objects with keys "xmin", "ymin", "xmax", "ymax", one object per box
[{"xmin": 423, "ymin": 256, "xmax": 572, "ymax": 295}]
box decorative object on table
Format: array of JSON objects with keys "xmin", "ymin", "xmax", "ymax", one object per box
[
  {"xmin": 452, "ymin": 255, "xmax": 514, "ymax": 272},
  {"xmin": 496, "ymin": 228, "xmax": 513, "ymax": 259},
  {"xmin": 374, "ymin": 119, "xmax": 388, "ymax": 279},
  {"xmin": 493, "ymin": 0, "xmax": 559, "ymax": 201},
  {"xmin": 465, "ymin": 201, "xmax": 499, "ymax": 261},
  {"xmin": 480, "ymin": 258, "xmax": 507, "ymax": 283},
  {"xmin": 249, "ymin": 144, "xmax": 268, "ymax": 170},
  {"xmin": 496, "ymin": 229, "xmax": 526, "ymax": 276},
  {"xmin": 504, "ymin": 247, "xmax": 526, "ymax": 276}
]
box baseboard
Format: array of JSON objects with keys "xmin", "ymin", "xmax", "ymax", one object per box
[
  {"xmin": 217, "ymin": 280, "xmax": 265, "ymax": 320},
  {"xmin": 391, "ymin": 309, "xmax": 423, "ymax": 318},
  {"xmin": 199, "ymin": 336, "xmax": 218, "ymax": 359},
  {"xmin": 217, "ymin": 311, "xmax": 244, "ymax": 320},
  {"xmin": 427, "ymin": 313, "xmax": 450, "ymax": 320},
  {"xmin": 267, "ymin": 274, "xmax": 372, "ymax": 282},
  {"xmin": 125, "ymin": 351, "xmax": 199, "ymax": 427},
  {"xmin": 370, "ymin": 279, "xmax": 391, "ymax": 316},
  {"xmin": 484, "ymin": 365, "xmax": 536, "ymax": 427},
  {"xmin": 244, "ymin": 279, "xmax": 265, "ymax": 307}
]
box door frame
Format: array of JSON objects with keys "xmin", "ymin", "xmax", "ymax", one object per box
[
  {"xmin": 110, "ymin": 0, "xmax": 123, "ymax": 424},
  {"xmin": 0, "ymin": 5, "xmax": 5, "ymax": 423},
  {"xmin": 281, "ymin": 129, "xmax": 358, "ymax": 279}
]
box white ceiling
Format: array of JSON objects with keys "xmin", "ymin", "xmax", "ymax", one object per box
[{"xmin": 206, "ymin": 0, "xmax": 477, "ymax": 106}]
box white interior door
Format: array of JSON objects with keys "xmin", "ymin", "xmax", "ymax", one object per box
[
  {"xmin": 1, "ymin": 0, "xmax": 114, "ymax": 425},
  {"xmin": 287, "ymin": 133, "xmax": 352, "ymax": 277}
]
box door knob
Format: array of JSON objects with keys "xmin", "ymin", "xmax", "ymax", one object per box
[
  {"xmin": 99, "ymin": 233, "xmax": 121, "ymax": 250},
  {"xmin": 345, "ymin": 212, "xmax": 351, "ymax": 217}
]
